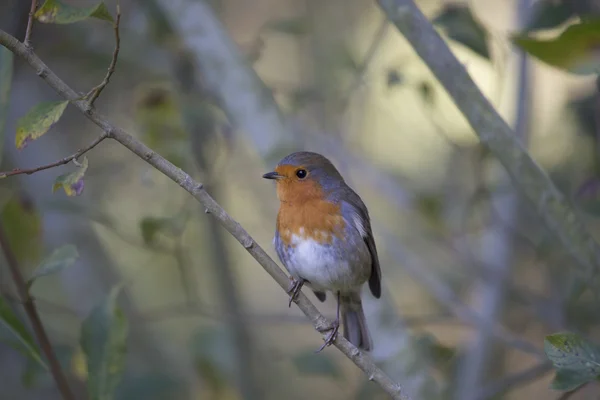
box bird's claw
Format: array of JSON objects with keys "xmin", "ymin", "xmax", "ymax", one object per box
[
  {"xmin": 315, "ymin": 320, "xmax": 339, "ymax": 353},
  {"xmin": 287, "ymin": 278, "xmax": 304, "ymax": 307}
]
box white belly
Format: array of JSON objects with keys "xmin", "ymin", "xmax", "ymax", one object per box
[{"xmin": 286, "ymin": 234, "xmax": 357, "ymax": 292}]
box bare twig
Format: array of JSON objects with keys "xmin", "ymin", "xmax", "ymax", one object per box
[
  {"xmin": 23, "ymin": 0, "xmax": 37, "ymax": 48},
  {"xmin": 0, "ymin": 29, "xmax": 410, "ymax": 400},
  {"xmin": 85, "ymin": 4, "xmax": 121, "ymax": 107},
  {"xmin": 378, "ymin": 0, "xmax": 600, "ymax": 288},
  {"xmin": 0, "ymin": 132, "xmax": 108, "ymax": 178},
  {"xmin": 0, "ymin": 222, "xmax": 75, "ymax": 400}
]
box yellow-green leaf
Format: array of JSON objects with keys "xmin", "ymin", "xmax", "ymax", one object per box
[
  {"xmin": 513, "ymin": 19, "xmax": 600, "ymax": 75},
  {"xmin": 52, "ymin": 157, "xmax": 88, "ymax": 197},
  {"xmin": 81, "ymin": 285, "xmax": 128, "ymax": 400},
  {"xmin": 545, "ymin": 332, "xmax": 600, "ymax": 391},
  {"xmin": 15, "ymin": 100, "xmax": 68, "ymax": 150},
  {"xmin": 0, "ymin": 194, "xmax": 42, "ymax": 265},
  {"xmin": 27, "ymin": 245, "xmax": 78, "ymax": 289},
  {"xmin": 35, "ymin": 0, "xmax": 114, "ymax": 24},
  {"xmin": 0, "ymin": 297, "xmax": 47, "ymax": 370},
  {"xmin": 0, "ymin": 47, "xmax": 13, "ymax": 165}
]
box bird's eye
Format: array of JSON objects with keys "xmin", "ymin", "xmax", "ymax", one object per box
[{"xmin": 295, "ymin": 169, "xmax": 307, "ymax": 179}]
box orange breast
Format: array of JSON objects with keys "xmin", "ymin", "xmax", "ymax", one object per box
[{"xmin": 277, "ymin": 200, "xmax": 345, "ymax": 247}]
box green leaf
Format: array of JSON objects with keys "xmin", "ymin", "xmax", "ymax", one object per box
[
  {"xmin": 0, "ymin": 194, "xmax": 43, "ymax": 265},
  {"xmin": 35, "ymin": 0, "xmax": 114, "ymax": 24},
  {"xmin": 0, "ymin": 47, "xmax": 13, "ymax": 165},
  {"xmin": 81, "ymin": 285, "xmax": 128, "ymax": 400},
  {"xmin": 291, "ymin": 350, "xmax": 341, "ymax": 379},
  {"xmin": 15, "ymin": 100, "xmax": 68, "ymax": 150},
  {"xmin": 544, "ymin": 332, "xmax": 600, "ymax": 391},
  {"xmin": 52, "ymin": 157, "xmax": 88, "ymax": 197},
  {"xmin": 525, "ymin": 1, "xmax": 574, "ymax": 32},
  {"xmin": 27, "ymin": 245, "xmax": 78, "ymax": 289},
  {"xmin": 433, "ymin": 4, "xmax": 490, "ymax": 59},
  {"xmin": 264, "ymin": 17, "xmax": 309, "ymax": 36},
  {"xmin": 513, "ymin": 19, "xmax": 600, "ymax": 75},
  {"xmin": 0, "ymin": 297, "xmax": 47, "ymax": 370},
  {"xmin": 21, "ymin": 345, "xmax": 72, "ymax": 388},
  {"xmin": 139, "ymin": 213, "xmax": 188, "ymax": 245},
  {"xmin": 191, "ymin": 327, "xmax": 236, "ymax": 393}
]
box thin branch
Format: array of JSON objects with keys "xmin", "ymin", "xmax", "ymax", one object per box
[
  {"xmin": 0, "ymin": 222, "xmax": 75, "ymax": 400},
  {"xmin": 23, "ymin": 0, "xmax": 37, "ymax": 48},
  {"xmin": 85, "ymin": 4, "xmax": 121, "ymax": 107},
  {"xmin": 0, "ymin": 132, "xmax": 108, "ymax": 178},
  {"xmin": 0, "ymin": 29, "xmax": 411, "ymax": 400},
  {"xmin": 378, "ymin": 0, "xmax": 600, "ymax": 288}
]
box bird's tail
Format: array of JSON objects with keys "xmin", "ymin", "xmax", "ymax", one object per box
[{"xmin": 340, "ymin": 291, "xmax": 372, "ymax": 351}]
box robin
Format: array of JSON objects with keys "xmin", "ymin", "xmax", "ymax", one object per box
[{"xmin": 263, "ymin": 151, "xmax": 381, "ymax": 351}]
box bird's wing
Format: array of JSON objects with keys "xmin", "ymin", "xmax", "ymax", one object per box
[{"xmin": 339, "ymin": 189, "xmax": 382, "ymax": 299}]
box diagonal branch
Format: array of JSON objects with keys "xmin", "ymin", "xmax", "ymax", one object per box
[
  {"xmin": 0, "ymin": 29, "xmax": 411, "ymax": 400},
  {"xmin": 0, "ymin": 222, "xmax": 75, "ymax": 400},
  {"xmin": 377, "ymin": 0, "xmax": 600, "ymax": 288},
  {"xmin": 0, "ymin": 132, "xmax": 108, "ymax": 178},
  {"xmin": 85, "ymin": 4, "xmax": 121, "ymax": 108}
]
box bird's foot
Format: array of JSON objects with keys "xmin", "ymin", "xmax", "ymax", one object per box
[
  {"xmin": 315, "ymin": 320, "xmax": 339, "ymax": 353},
  {"xmin": 287, "ymin": 278, "xmax": 304, "ymax": 307}
]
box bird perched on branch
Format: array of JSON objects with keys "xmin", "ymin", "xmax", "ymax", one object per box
[{"xmin": 263, "ymin": 151, "xmax": 381, "ymax": 351}]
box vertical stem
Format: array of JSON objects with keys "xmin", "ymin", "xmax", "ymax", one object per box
[
  {"xmin": 456, "ymin": 1, "xmax": 532, "ymax": 398},
  {"xmin": 0, "ymin": 222, "xmax": 75, "ymax": 400},
  {"xmin": 24, "ymin": 0, "xmax": 37, "ymax": 48}
]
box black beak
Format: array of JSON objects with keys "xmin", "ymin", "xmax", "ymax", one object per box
[{"xmin": 262, "ymin": 171, "xmax": 282, "ymax": 180}]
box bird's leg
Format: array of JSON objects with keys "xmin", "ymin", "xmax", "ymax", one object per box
[
  {"xmin": 316, "ymin": 291, "xmax": 340, "ymax": 353},
  {"xmin": 287, "ymin": 277, "xmax": 305, "ymax": 307}
]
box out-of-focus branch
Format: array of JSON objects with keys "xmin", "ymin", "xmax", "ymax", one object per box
[
  {"xmin": 155, "ymin": 0, "xmax": 291, "ymax": 157},
  {"xmin": 85, "ymin": 4, "xmax": 121, "ymax": 107},
  {"xmin": 0, "ymin": 222, "xmax": 75, "ymax": 400},
  {"xmin": 0, "ymin": 29, "xmax": 410, "ymax": 400},
  {"xmin": 457, "ymin": 1, "xmax": 533, "ymax": 397},
  {"xmin": 23, "ymin": 0, "xmax": 37, "ymax": 48},
  {"xmin": 0, "ymin": 132, "xmax": 108, "ymax": 178},
  {"xmin": 377, "ymin": 0, "xmax": 600, "ymax": 287}
]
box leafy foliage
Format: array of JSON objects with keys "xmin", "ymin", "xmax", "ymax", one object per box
[
  {"xmin": 544, "ymin": 332, "xmax": 600, "ymax": 391},
  {"xmin": 52, "ymin": 157, "xmax": 89, "ymax": 197},
  {"xmin": 0, "ymin": 297, "xmax": 46, "ymax": 370},
  {"xmin": 139, "ymin": 213, "xmax": 187, "ymax": 245},
  {"xmin": 27, "ymin": 244, "xmax": 79, "ymax": 289},
  {"xmin": 432, "ymin": 4, "xmax": 490, "ymax": 59},
  {"xmin": 81, "ymin": 286, "xmax": 128, "ymax": 400},
  {"xmin": 21, "ymin": 345, "xmax": 73, "ymax": 388},
  {"xmin": 15, "ymin": 100, "xmax": 68, "ymax": 150},
  {"xmin": 35, "ymin": 0, "xmax": 114, "ymax": 24},
  {"xmin": 525, "ymin": 0, "xmax": 574, "ymax": 32},
  {"xmin": 0, "ymin": 47, "xmax": 13, "ymax": 165},
  {"xmin": 291, "ymin": 349, "xmax": 341, "ymax": 379},
  {"xmin": 0, "ymin": 194, "xmax": 42, "ymax": 265},
  {"xmin": 513, "ymin": 19, "xmax": 600, "ymax": 75}
]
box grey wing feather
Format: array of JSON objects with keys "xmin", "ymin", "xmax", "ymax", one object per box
[{"xmin": 337, "ymin": 188, "xmax": 382, "ymax": 299}]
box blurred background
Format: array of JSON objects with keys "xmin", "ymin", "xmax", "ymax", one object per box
[{"xmin": 1, "ymin": 0, "xmax": 599, "ymax": 399}]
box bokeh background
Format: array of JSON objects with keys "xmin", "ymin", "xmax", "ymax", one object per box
[{"xmin": 1, "ymin": 0, "xmax": 599, "ymax": 399}]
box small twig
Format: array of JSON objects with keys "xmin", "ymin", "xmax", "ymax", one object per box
[
  {"xmin": 23, "ymin": 0, "xmax": 37, "ymax": 48},
  {"xmin": 0, "ymin": 222, "xmax": 75, "ymax": 400},
  {"xmin": 85, "ymin": 4, "xmax": 121, "ymax": 107},
  {"xmin": 0, "ymin": 132, "xmax": 108, "ymax": 178}
]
